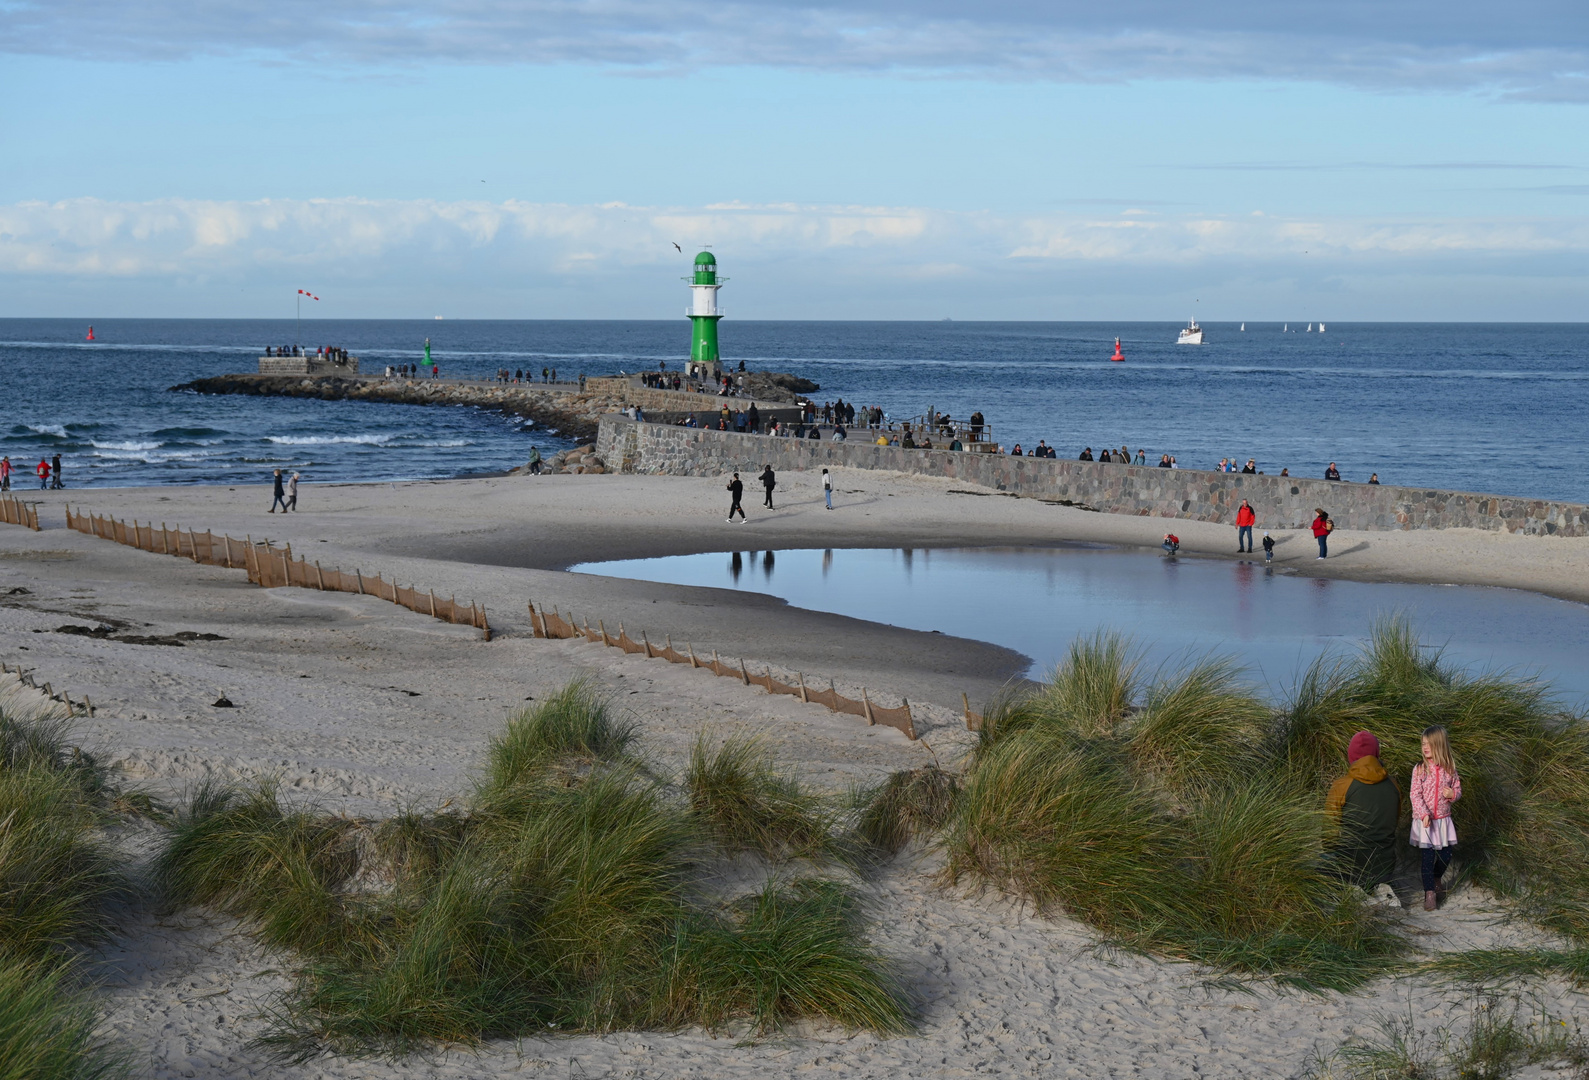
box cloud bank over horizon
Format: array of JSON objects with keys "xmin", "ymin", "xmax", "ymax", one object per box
[
  {"xmin": 3, "ymin": 0, "xmax": 1587, "ymax": 99},
  {"xmin": 4, "ymin": 197, "xmax": 1585, "ymax": 321}
]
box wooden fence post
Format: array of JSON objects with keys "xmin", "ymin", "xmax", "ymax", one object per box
[
  {"xmin": 642, "ymin": 632, "xmax": 653, "ymax": 658},
  {"xmin": 862, "ymin": 688, "xmax": 876, "ymax": 725},
  {"xmin": 798, "ymin": 672, "xmax": 808, "ymax": 702},
  {"xmin": 354, "ymin": 569, "xmax": 365, "ymax": 595},
  {"xmin": 739, "ymin": 658, "xmax": 750, "ymax": 685},
  {"xmin": 314, "ymin": 561, "xmax": 326, "ymax": 590},
  {"xmin": 688, "ymin": 644, "xmax": 699, "ymax": 668},
  {"xmin": 599, "ymin": 620, "xmax": 610, "ymax": 646},
  {"xmin": 428, "ymin": 590, "xmax": 437, "ymax": 618}
]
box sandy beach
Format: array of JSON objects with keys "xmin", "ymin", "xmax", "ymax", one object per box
[{"xmin": 5, "ymin": 467, "xmax": 1589, "ymax": 1079}]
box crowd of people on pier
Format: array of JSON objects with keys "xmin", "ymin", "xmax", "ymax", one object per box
[
  {"xmin": 265, "ymin": 345, "xmax": 351, "ymax": 362},
  {"xmin": 491, "ymin": 367, "xmax": 559, "ymax": 384}
]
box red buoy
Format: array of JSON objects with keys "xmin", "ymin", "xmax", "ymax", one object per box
[
  {"xmin": 1109, "ymin": 337, "xmax": 1124, "ymax": 362},
  {"xmin": 86, "ymin": 325, "xmax": 95, "ymax": 341}
]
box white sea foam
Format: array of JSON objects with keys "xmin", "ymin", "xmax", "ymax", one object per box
[
  {"xmin": 27, "ymin": 424, "xmax": 68, "ymax": 438},
  {"xmin": 266, "ymin": 435, "xmax": 393, "ymax": 446},
  {"xmin": 92, "ymin": 440, "xmax": 161, "ymax": 452}
]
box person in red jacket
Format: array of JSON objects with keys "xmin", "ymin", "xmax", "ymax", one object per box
[
  {"xmin": 1235, "ymin": 499, "xmax": 1256, "ymax": 553},
  {"xmin": 35, "ymin": 458, "xmax": 50, "ymax": 490},
  {"xmin": 1312, "ymin": 508, "xmax": 1333, "ymax": 559}
]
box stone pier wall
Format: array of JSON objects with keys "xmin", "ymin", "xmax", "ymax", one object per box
[{"xmin": 596, "ymin": 416, "xmax": 1589, "ymax": 537}]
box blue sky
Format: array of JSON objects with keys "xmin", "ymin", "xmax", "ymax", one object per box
[{"xmin": 2, "ymin": 0, "xmax": 1586, "ymax": 319}]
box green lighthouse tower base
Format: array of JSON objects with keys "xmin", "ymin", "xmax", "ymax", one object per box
[{"xmin": 686, "ymin": 251, "xmax": 724, "ymax": 367}]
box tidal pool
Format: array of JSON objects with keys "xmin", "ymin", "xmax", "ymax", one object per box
[{"xmin": 571, "ymin": 545, "xmax": 1589, "ymax": 706}]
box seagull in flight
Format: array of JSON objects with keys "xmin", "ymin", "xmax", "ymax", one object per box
[{"xmin": 672, "ymin": 242, "xmax": 681, "ymax": 252}]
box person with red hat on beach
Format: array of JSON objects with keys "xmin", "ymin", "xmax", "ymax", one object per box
[{"xmin": 1323, "ymin": 730, "xmax": 1401, "ymax": 891}]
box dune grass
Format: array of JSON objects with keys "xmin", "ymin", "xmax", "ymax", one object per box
[
  {"xmin": 1312, "ymin": 994, "xmax": 1589, "ymax": 1080},
  {"xmin": 947, "ymin": 617, "xmax": 1589, "ymax": 991},
  {"xmin": 685, "ymin": 732, "xmax": 835, "ymax": 861},
  {"xmin": 159, "ymin": 686, "xmax": 909, "ymax": 1058},
  {"xmin": 855, "ymin": 766, "xmax": 958, "ymax": 855},
  {"xmin": 0, "ymin": 695, "xmax": 133, "ymax": 1080},
  {"xmin": 0, "ymin": 956, "xmax": 126, "ymax": 1080}
]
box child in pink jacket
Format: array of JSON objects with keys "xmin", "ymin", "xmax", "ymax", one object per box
[{"xmin": 1410, "ymin": 725, "xmax": 1463, "ymax": 911}]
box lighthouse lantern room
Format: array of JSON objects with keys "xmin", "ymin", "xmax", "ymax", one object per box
[{"xmin": 686, "ymin": 251, "xmax": 724, "ymax": 370}]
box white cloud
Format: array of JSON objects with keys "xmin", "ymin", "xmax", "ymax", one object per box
[
  {"xmin": 2, "ymin": 197, "xmax": 1587, "ymax": 318},
  {"xmin": 2, "ymin": 0, "xmax": 1587, "ymax": 99}
]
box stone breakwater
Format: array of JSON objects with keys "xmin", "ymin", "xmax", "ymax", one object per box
[
  {"xmin": 597, "ymin": 416, "xmax": 1589, "ymax": 537},
  {"xmin": 173, "ymin": 375, "xmax": 620, "ymax": 441}
]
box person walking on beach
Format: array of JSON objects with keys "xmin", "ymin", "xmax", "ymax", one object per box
[
  {"xmin": 527, "ymin": 446, "xmax": 542, "ymax": 475},
  {"xmin": 1311, "ymin": 508, "xmax": 1333, "ymax": 559},
  {"xmin": 759, "ymin": 465, "xmax": 776, "ymax": 509},
  {"xmin": 36, "ymin": 457, "xmax": 50, "ymax": 489},
  {"xmin": 269, "ymin": 469, "xmax": 287, "ymax": 513},
  {"xmin": 1410, "ymin": 725, "xmax": 1463, "ymax": 911},
  {"xmin": 1262, "ymin": 531, "xmax": 1275, "ymax": 563},
  {"xmin": 1236, "ymin": 499, "xmax": 1256, "ymax": 553},
  {"xmin": 1324, "ymin": 730, "xmax": 1400, "ymax": 891},
  {"xmin": 0, "ymin": 456, "xmax": 11, "ymax": 491},
  {"xmin": 286, "ymin": 472, "xmax": 300, "ymax": 512},
  {"xmin": 822, "ymin": 468, "xmax": 832, "ymax": 510},
  {"xmin": 50, "ymin": 454, "xmax": 63, "ymax": 489},
  {"xmin": 726, "ymin": 472, "xmax": 745, "ymax": 522}
]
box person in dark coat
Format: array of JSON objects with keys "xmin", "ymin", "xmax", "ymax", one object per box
[
  {"xmin": 726, "ymin": 472, "xmax": 745, "ymax": 522},
  {"xmin": 269, "ymin": 469, "xmax": 287, "ymax": 513},
  {"xmin": 1323, "ymin": 730, "xmax": 1401, "ymax": 889},
  {"xmin": 758, "ymin": 465, "xmax": 776, "ymax": 509}
]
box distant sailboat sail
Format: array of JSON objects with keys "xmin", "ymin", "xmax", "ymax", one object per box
[
  {"xmin": 1319, "ymin": 322, "xmax": 1326, "ymax": 333},
  {"xmin": 1283, "ymin": 323, "xmax": 1288, "ymax": 332},
  {"xmin": 1307, "ymin": 323, "xmax": 1313, "ymax": 332},
  {"xmin": 1240, "ymin": 322, "xmax": 1245, "ymax": 331}
]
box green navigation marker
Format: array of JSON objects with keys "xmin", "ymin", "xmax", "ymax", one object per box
[{"xmin": 686, "ymin": 251, "xmax": 724, "ymax": 366}]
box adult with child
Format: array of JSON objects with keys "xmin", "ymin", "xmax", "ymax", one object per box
[
  {"xmin": 1324, "ymin": 730, "xmax": 1400, "ymax": 891},
  {"xmin": 1411, "ymin": 725, "xmax": 1463, "ymax": 911}
]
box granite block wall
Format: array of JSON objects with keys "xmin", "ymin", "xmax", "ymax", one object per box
[{"xmin": 596, "ymin": 416, "xmax": 1589, "ymax": 537}]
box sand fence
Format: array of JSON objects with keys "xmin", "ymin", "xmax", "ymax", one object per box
[
  {"xmin": 64, "ymin": 506, "xmax": 492, "ymax": 639},
  {"xmin": 527, "ymin": 600, "xmax": 918, "ymax": 739},
  {"xmin": 0, "ymin": 664, "xmax": 93, "ymax": 717},
  {"xmin": 0, "ymin": 495, "xmax": 42, "ymax": 531}
]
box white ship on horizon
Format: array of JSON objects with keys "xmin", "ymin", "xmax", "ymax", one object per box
[{"xmin": 1176, "ymin": 318, "xmax": 1204, "ymax": 345}]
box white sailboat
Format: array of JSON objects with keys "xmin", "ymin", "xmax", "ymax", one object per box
[
  {"xmin": 1307, "ymin": 323, "xmax": 1314, "ymax": 332},
  {"xmin": 1176, "ymin": 317, "xmax": 1203, "ymax": 345},
  {"xmin": 1240, "ymin": 322, "xmax": 1245, "ymax": 331},
  {"xmin": 1319, "ymin": 322, "xmax": 1326, "ymax": 333},
  {"xmin": 1283, "ymin": 323, "xmax": 1288, "ymax": 332}
]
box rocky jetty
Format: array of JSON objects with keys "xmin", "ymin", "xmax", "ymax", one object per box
[
  {"xmin": 509, "ymin": 444, "xmax": 608, "ymax": 476},
  {"xmin": 171, "ymin": 375, "xmax": 619, "ymax": 441}
]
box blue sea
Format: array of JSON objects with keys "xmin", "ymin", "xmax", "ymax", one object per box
[{"xmin": 1, "ymin": 319, "xmax": 1585, "ymax": 501}]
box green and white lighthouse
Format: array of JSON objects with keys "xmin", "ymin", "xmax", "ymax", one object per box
[{"xmin": 686, "ymin": 251, "xmax": 724, "ymax": 366}]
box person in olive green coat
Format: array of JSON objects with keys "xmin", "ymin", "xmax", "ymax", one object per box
[{"xmin": 1323, "ymin": 730, "xmax": 1401, "ymax": 888}]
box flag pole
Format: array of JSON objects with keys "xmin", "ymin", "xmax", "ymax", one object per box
[{"xmin": 296, "ymin": 291, "xmax": 300, "ymax": 350}]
